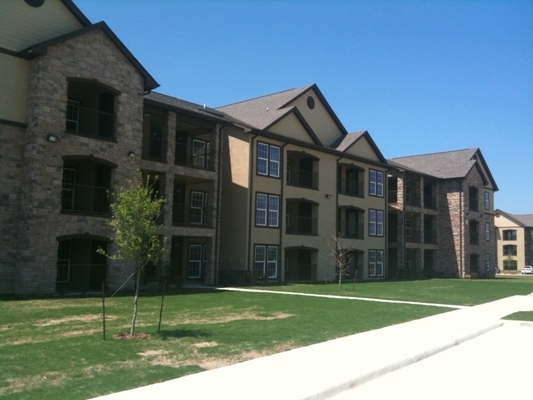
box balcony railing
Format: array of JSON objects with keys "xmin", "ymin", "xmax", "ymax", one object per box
[
  {"xmin": 61, "ymin": 184, "xmax": 110, "ymax": 215},
  {"xmin": 338, "ymin": 179, "xmax": 364, "ymax": 198},
  {"xmin": 56, "ymin": 262, "xmax": 106, "ymax": 293},
  {"xmin": 424, "ymin": 229, "xmax": 438, "ymax": 244},
  {"xmin": 66, "ymin": 103, "xmax": 114, "ymax": 139},
  {"xmin": 143, "ymin": 136, "xmax": 167, "ymax": 162},
  {"xmin": 424, "ymin": 194, "xmax": 437, "ymax": 209},
  {"xmin": 172, "ymin": 203, "xmax": 212, "ymax": 227},
  {"xmin": 388, "ymin": 190, "xmax": 398, "ymax": 203},
  {"xmin": 405, "ymin": 193, "xmax": 421, "ymax": 207},
  {"xmin": 286, "ymin": 168, "xmax": 318, "ymax": 190},
  {"xmin": 286, "ymin": 216, "xmax": 318, "ymax": 235},
  {"xmin": 285, "ymin": 263, "xmax": 317, "ymax": 281},
  {"xmin": 175, "ymin": 143, "xmax": 215, "ymax": 171},
  {"xmin": 338, "ymin": 222, "xmax": 365, "ymax": 239},
  {"xmin": 406, "ymin": 230, "xmax": 422, "ymax": 243}
]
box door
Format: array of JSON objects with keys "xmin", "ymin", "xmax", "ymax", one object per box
[
  {"xmin": 346, "ymin": 209, "xmax": 358, "ymax": 237},
  {"xmin": 298, "ymin": 202, "xmax": 313, "ymax": 234},
  {"xmin": 175, "ymin": 132, "xmax": 188, "ymax": 164},
  {"xmin": 346, "ymin": 169, "xmax": 359, "ymax": 196},
  {"xmin": 299, "ymin": 158, "xmax": 314, "ymax": 187},
  {"xmin": 98, "ymin": 93, "xmax": 114, "ymax": 138},
  {"xmin": 297, "ymin": 249, "xmax": 312, "ymax": 280}
]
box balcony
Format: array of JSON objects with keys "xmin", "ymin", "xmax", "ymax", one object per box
[
  {"xmin": 66, "ymin": 101, "xmax": 114, "ymax": 139},
  {"xmin": 286, "ymin": 167, "xmax": 318, "ymax": 190},
  {"xmin": 338, "ymin": 221, "xmax": 365, "ymax": 239},
  {"xmin": 424, "ymin": 229, "xmax": 438, "ymax": 244},
  {"xmin": 143, "ymin": 136, "xmax": 167, "ymax": 162},
  {"xmin": 175, "ymin": 142, "xmax": 214, "ymax": 171},
  {"xmin": 406, "ymin": 230, "xmax": 422, "ymax": 243},
  {"xmin": 423, "ymin": 194, "xmax": 437, "ymax": 210},
  {"xmin": 172, "ymin": 202, "xmax": 211, "ymax": 227},
  {"xmin": 286, "ymin": 215, "xmax": 318, "ymax": 235},
  {"xmin": 338, "ymin": 178, "xmax": 364, "ymax": 198},
  {"xmin": 388, "ymin": 190, "xmax": 398, "ymax": 203},
  {"xmin": 56, "ymin": 263, "xmax": 106, "ymax": 293},
  {"xmin": 61, "ymin": 184, "xmax": 110, "ymax": 215}
]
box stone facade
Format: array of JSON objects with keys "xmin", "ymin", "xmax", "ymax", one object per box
[{"xmin": 1, "ymin": 28, "xmax": 223, "ymax": 294}]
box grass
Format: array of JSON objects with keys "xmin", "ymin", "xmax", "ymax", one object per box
[
  {"xmin": 248, "ymin": 275, "xmax": 533, "ymax": 306},
  {"xmin": 503, "ymin": 312, "xmax": 533, "ymax": 322},
  {"xmin": 1, "ymin": 276, "xmax": 532, "ymax": 399}
]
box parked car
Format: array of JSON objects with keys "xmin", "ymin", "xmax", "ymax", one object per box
[{"xmin": 521, "ymin": 265, "xmax": 533, "ymax": 275}]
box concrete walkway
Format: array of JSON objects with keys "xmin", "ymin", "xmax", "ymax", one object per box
[{"xmin": 93, "ymin": 294, "xmax": 533, "ymax": 400}]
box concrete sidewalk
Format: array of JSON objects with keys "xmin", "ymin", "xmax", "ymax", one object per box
[{"xmin": 93, "ymin": 295, "xmax": 533, "ymax": 400}]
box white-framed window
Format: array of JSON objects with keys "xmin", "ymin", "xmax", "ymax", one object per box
[
  {"xmin": 485, "ymin": 222, "xmax": 490, "ymax": 241},
  {"xmin": 369, "ymin": 209, "xmax": 384, "ymax": 237},
  {"xmin": 256, "ymin": 193, "xmax": 279, "ymax": 227},
  {"xmin": 369, "ymin": 169, "xmax": 384, "ymax": 197},
  {"xmin": 405, "ymin": 186, "xmax": 412, "ymax": 204},
  {"xmin": 503, "ymin": 230, "xmax": 517, "ymax": 240},
  {"xmin": 66, "ymin": 99, "xmax": 80, "ymax": 132},
  {"xmin": 257, "ymin": 142, "xmax": 280, "ymax": 178},
  {"xmin": 254, "ymin": 245, "xmax": 278, "ymax": 279},
  {"xmin": 484, "ymin": 191, "xmax": 490, "ymax": 210},
  {"xmin": 192, "ymin": 139, "xmax": 210, "ymax": 169},
  {"xmin": 368, "ymin": 250, "xmax": 384, "ymax": 277},
  {"xmin": 188, "ymin": 244, "xmax": 206, "ymax": 278},
  {"xmin": 56, "ymin": 240, "xmax": 72, "ymax": 283},
  {"xmin": 61, "ymin": 168, "xmax": 77, "ymax": 211},
  {"xmin": 405, "ymin": 219, "xmax": 412, "ymax": 238},
  {"xmin": 190, "ymin": 191, "xmax": 207, "ymax": 225}
]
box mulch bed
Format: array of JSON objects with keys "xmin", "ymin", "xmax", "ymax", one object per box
[{"xmin": 113, "ymin": 332, "xmax": 152, "ymax": 340}]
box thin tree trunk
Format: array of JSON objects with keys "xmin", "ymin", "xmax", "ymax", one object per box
[{"xmin": 130, "ymin": 267, "xmax": 141, "ymax": 336}]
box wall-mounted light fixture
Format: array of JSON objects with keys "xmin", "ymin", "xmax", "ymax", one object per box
[
  {"xmin": 128, "ymin": 151, "xmax": 135, "ymax": 158},
  {"xmin": 47, "ymin": 134, "xmax": 58, "ymax": 143},
  {"xmin": 325, "ymin": 194, "xmax": 332, "ymax": 199}
]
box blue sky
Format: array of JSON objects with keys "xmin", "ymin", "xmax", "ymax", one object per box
[{"xmin": 76, "ymin": 0, "xmax": 533, "ymax": 214}]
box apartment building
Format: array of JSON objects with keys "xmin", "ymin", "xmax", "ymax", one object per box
[
  {"xmin": 387, "ymin": 149, "xmax": 499, "ymax": 278},
  {"xmin": 216, "ymin": 85, "xmax": 389, "ymax": 283},
  {"xmin": 494, "ymin": 210, "xmax": 533, "ymax": 271},
  {"xmin": 0, "ymin": 0, "xmax": 228, "ymax": 294}
]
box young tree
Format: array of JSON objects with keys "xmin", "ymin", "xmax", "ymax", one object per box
[
  {"xmin": 99, "ymin": 172, "xmax": 165, "ymax": 336},
  {"xmin": 325, "ymin": 233, "xmax": 355, "ymax": 289}
]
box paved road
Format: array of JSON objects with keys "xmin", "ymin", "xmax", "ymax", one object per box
[{"xmin": 330, "ymin": 320, "xmax": 533, "ymax": 400}]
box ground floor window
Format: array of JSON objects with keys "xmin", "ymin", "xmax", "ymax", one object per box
[
  {"xmin": 369, "ymin": 249, "xmax": 384, "ymax": 277},
  {"xmin": 503, "ymin": 259, "xmax": 517, "ymax": 270},
  {"xmin": 188, "ymin": 244, "xmax": 207, "ymax": 278},
  {"xmin": 254, "ymin": 245, "xmax": 278, "ymax": 279},
  {"xmin": 485, "ymin": 254, "xmax": 491, "ymax": 272}
]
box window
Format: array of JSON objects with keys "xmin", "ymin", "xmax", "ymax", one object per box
[
  {"xmin": 254, "ymin": 245, "xmax": 278, "ymax": 279},
  {"xmin": 369, "ymin": 250, "xmax": 384, "ymax": 277},
  {"xmin": 469, "ymin": 187, "xmax": 478, "ymax": 211},
  {"xmin": 192, "ymin": 139, "xmax": 210, "ymax": 169},
  {"xmin": 369, "ymin": 209, "xmax": 384, "ymax": 236},
  {"xmin": 484, "ymin": 192, "xmax": 490, "ymax": 210},
  {"xmin": 503, "ymin": 245, "xmax": 517, "ymax": 256},
  {"xmin": 405, "ymin": 219, "xmax": 412, "ymax": 238},
  {"xmin": 485, "ymin": 222, "xmax": 490, "ymax": 241},
  {"xmin": 369, "ymin": 170, "xmax": 384, "ymax": 197},
  {"xmin": 56, "ymin": 240, "xmax": 72, "ymax": 283},
  {"xmin": 503, "ymin": 230, "xmax": 517, "ymax": 241},
  {"xmin": 257, "ymin": 142, "xmax": 280, "ymax": 178},
  {"xmin": 190, "ymin": 191, "xmax": 207, "ymax": 225},
  {"xmin": 469, "ymin": 220, "xmax": 479, "ymax": 245},
  {"xmin": 256, "ymin": 193, "xmax": 279, "ymax": 227},
  {"xmin": 61, "ymin": 168, "xmax": 77, "ymax": 211},
  {"xmin": 485, "ymin": 254, "xmax": 491, "ymax": 272},
  {"xmin": 188, "ymin": 244, "xmax": 206, "ymax": 278},
  {"xmin": 470, "ymin": 254, "xmax": 479, "ymax": 273}
]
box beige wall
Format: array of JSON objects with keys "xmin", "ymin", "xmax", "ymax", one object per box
[
  {"xmin": 0, "ymin": 54, "xmax": 30, "ymax": 123},
  {"xmin": 269, "ymin": 113, "xmax": 315, "ymax": 144},
  {"xmin": 0, "ymin": 0, "xmax": 83, "ymax": 52},
  {"xmin": 495, "ymin": 214, "xmax": 526, "ymax": 270},
  {"xmin": 343, "ymin": 136, "xmax": 382, "ymax": 162},
  {"xmin": 288, "ymin": 90, "xmax": 344, "ymax": 146}
]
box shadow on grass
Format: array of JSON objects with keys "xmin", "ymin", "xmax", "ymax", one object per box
[{"xmin": 157, "ymin": 328, "xmax": 212, "ymax": 341}]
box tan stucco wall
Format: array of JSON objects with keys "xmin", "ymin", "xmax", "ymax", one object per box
[
  {"xmin": 288, "ymin": 90, "xmax": 344, "ymax": 146},
  {"xmin": 0, "ymin": 0, "xmax": 83, "ymax": 52},
  {"xmin": 343, "ymin": 136, "xmax": 382, "ymax": 162},
  {"xmin": 0, "ymin": 54, "xmax": 30, "ymax": 123},
  {"xmin": 495, "ymin": 214, "xmax": 526, "ymax": 270},
  {"xmin": 269, "ymin": 113, "xmax": 315, "ymax": 144}
]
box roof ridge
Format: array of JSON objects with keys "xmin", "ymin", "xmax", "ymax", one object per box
[
  {"xmin": 216, "ymin": 84, "xmax": 314, "ymax": 109},
  {"xmin": 389, "ymin": 147, "xmax": 478, "ymax": 160}
]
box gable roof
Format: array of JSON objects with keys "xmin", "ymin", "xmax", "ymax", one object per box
[
  {"xmin": 331, "ymin": 131, "xmax": 387, "ymax": 163},
  {"xmin": 216, "ymin": 84, "xmax": 347, "ymax": 137},
  {"xmin": 18, "ymin": 21, "xmax": 159, "ymax": 91},
  {"xmin": 388, "ymin": 148, "xmax": 498, "ymax": 190},
  {"xmin": 495, "ymin": 210, "xmax": 533, "ymax": 228}
]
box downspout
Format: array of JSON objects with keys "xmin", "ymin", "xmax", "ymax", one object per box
[
  {"xmin": 247, "ymin": 131, "xmax": 260, "ymax": 277},
  {"xmin": 214, "ymin": 122, "xmax": 226, "ymax": 285},
  {"xmin": 459, "ymin": 179, "xmax": 463, "ymax": 277},
  {"xmin": 279, "ymin": 140, "xmax": 290, "ymax": 282},
  {"xmin": 336, "ymin": 154, "xmax": 344, "ymax": 236}
]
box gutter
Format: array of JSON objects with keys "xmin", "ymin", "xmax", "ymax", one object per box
[
  {"xmin": 279, "ymin": 140, "xmax": 290, "ymax": 282},
  {"xmin": 247, "ymin": 131, "xmax": 260, "ymax": 277}
]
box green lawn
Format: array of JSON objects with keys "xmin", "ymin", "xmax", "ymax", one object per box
[
  {"xmin": 503, "ymin": 311, "xmax": 533, "ymax": 321},
  {"xmin": 1, "ymin": 276, "xmax": 532, "ymax": 399},
  {"xmin": 248, "ymin": 275, "xmax": 533, "ymax": 306}
]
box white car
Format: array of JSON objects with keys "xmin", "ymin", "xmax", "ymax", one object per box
[{"xmin": 521, "ymin": 265, "xmax": 533, "ymax": 275}]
